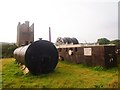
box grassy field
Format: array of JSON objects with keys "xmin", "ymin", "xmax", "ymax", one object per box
[{"xmin": 1, "ymin": 58, "xmax": 118, "ymax": 88}]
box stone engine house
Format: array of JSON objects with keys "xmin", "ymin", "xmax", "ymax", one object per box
[{"xmin": 17, "ymin": 21, "xmax": 34, "ymax": 47}]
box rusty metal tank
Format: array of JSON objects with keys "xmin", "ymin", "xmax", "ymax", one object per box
[{"xmin": 14, "ymin": 40, "xmax": 58, "ymax": 75}]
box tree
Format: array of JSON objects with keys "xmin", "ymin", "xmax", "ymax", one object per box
[{"xmin": 97, "ymin": 38, "xmax": 110, "ymax": 45}]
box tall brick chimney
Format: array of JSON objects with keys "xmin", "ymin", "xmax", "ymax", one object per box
[{"xmin": 49, "ymin": 27, "xmax": 51, "ymax": 42}]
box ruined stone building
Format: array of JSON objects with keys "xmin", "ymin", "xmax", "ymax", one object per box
[{"xmin": 17, "ymin": 21, "xmax": 34, "ymax": 47}]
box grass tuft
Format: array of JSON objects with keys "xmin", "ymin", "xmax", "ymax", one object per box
[{"xmin": 93, "ymin": 66, "xmax": 105, "ymax": 71}]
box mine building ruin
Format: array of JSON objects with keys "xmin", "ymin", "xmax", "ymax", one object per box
[{"xmin": 17, "ymin": 21, "xmax": 34, "ymax": 47}]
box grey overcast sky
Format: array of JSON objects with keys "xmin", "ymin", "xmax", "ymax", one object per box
[{"xmin": 0, "ymin": 0, "xmax": 119, "ymax": 43}]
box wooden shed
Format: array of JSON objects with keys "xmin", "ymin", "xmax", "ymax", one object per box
[{"xmin": 56, "ymin": 45, "xmax": 117, "ymax": 68}]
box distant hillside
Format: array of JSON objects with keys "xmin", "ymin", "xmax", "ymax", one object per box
[
  {"xmin": 110, "ymin": 39, "xmax": 120, "ymax": 48},
  {"xmin": 1, "ymin": 42, "xmax": 17, "ymax": 58},
  {"xmin": 0, "ymin": 42, "xmax": 15, "ymax": 45}
]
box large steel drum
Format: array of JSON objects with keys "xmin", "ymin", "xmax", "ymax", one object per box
[{"xmin": 14, "ymin": 40, "xmax": 58, "ymax": 75}]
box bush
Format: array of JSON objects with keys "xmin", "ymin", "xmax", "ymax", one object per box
[
  {"xmin": 97, "ymin": 38, "xmax": 110, "ymax": 45},
  {"xmin": 2, "ymin": 43, "xmax": 17, "ymax": 58}
]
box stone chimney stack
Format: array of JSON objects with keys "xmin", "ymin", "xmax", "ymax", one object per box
[{"xmin": 49, "ymin": 27, "xmax": 51, "ymax": 42}]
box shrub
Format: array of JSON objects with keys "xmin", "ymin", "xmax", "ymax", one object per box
[{"xmin": 2, "ymin": 43, "xmax": 17, "ymax": 58}]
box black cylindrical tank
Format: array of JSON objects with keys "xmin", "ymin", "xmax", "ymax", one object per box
[
  {"xmin": 71, "ymin": 38, "xmax": 79, "ymax": 44},
  {"xmin": 14, "ymin": 40, "xmax": 58, "ymax": 75}
]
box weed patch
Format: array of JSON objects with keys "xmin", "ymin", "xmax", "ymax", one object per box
[{"xmin": 93, "ymin": 66, "xmax": 105, "ymax": 71}]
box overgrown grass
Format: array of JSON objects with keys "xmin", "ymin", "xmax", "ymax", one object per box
[{"xmin": 1, "ymin": 58, "xmax": 118, "ymax": 88}]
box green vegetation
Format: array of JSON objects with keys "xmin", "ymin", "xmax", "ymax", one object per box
[
  {"xmin": 97, "ymin": 38, "xmax": 120, "ymax": 47},
  {"xmin": 1, "ymin": 43, "xmax": 17, "ymax": 58},
  {"xmin": 1, "ymin": 58, "xmax": 118, "ymax": 88},
  {"xmin": 110, "ymin": 39, "xmax": 120, "ymax": 48},
  {"xmin": 97, "ymin": 38, "xmax": 110, "ymax": 45}
]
